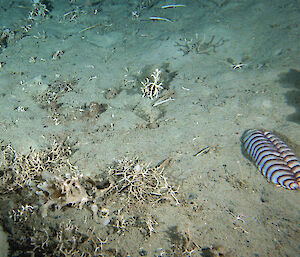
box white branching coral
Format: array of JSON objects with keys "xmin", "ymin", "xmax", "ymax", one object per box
[
  {"xmin": 1, "ymin": 139, "xmax": 183, "ymax": 255},
  {"xmin": 28, "ymin": 0, "xmax": 49, "ymax": 21},
  {"xmin": 140, "ymin": 68, "xmax": 164, "ymax": 99},
  {"xmin": 0, "ymin": 145, "xmax": 42, "ymax": 191},
  {"xmin": 108, "ymin": 157, "xmax": 179, "ymax": 205},
  {"xmin": 0, "ymin": 140, "xmax": 74, "ymax": 192}
]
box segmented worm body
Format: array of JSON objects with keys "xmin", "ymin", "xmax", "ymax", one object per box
[{"xmin": 242, "ymin": 129, "xmax": 300, "ymax": 190}]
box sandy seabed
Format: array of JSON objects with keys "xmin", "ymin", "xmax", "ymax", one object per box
[{"xmin": 0, "ymin": 0, "xmax": 299, "ymax": 256}]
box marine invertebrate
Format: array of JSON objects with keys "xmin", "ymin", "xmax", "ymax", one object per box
[
  {"xmin": 0, "ymin": 138, "xmax": 183, "ymax": 256},
  {"xmin": 176, "ymin": 34, "xmax": 226, "ymax": 55},
  {"xmin": 52, "ymin": 50, "xmax": 65, "ymax": 60},
  {"xmin": 226, "ymin": 57, "xmax": 250, "ymax": 70},
  {"xmin": 242, "ymin": 129, "xmax": 300, "ymax": 190},
  {"xmin": 140, "ymin": 68, "xmax": 164, "ymax": 99},
  {"xmin": 0, "ymin": 145, "xmax": 44, "ymax": 191},
  {"xmin": 161, "ymin": 4, "xmax": 186, "ymax": 9},
  {"xmin": 9, "ymin": 204, "xmax": 36, "ymax": 223},
  {"xmin": 0, "ymin": 139, "xmax": 74, "ymax": 192},
  {"xmin": 63, "ymin": 7, "xmax": 86, "ymax": 22},
  {"xmin": 37, "ymin": 172, "xmax": 95, "ymax": 217},
  {"xmin": 28, "ymin": 0, "xmax": 49, "ymax": 21},
  {"xmin": 107, "ymin": 157, "xmax": 179, "ymax": 204},
  {"xmin": 149, "ymin": 16, "xmax": 173, "ymax": 22}
]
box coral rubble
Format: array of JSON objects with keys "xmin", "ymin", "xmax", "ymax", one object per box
[{"xmin": 0, "ymin": 140, "xmax": 182, "ymax": 256}]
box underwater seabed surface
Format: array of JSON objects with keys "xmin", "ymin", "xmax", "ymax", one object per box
[{"xmin": 0, "ymin": 0, "xmax": 299, "ymax": 256}]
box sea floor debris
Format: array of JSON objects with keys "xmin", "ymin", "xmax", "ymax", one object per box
[{"xmin": 0, "ymin": 141, "xmax": 185, "ymax": 256}]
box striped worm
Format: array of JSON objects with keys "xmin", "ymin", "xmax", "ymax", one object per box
[{"xmin": 241, "ymin": 129, "xmax": 300, "ymax": 190}]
